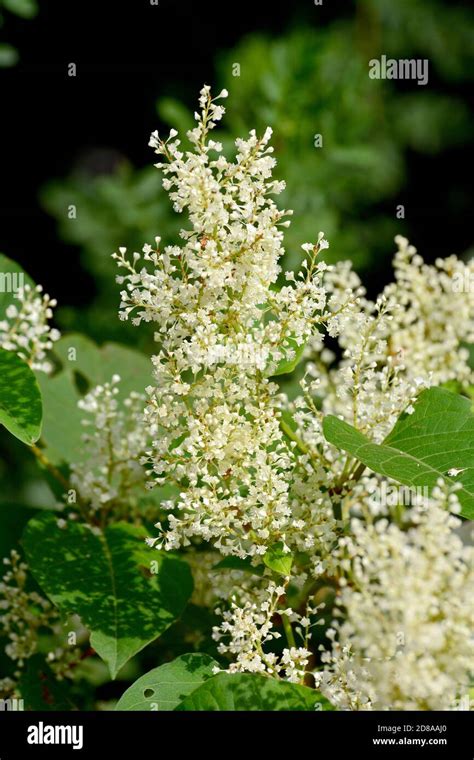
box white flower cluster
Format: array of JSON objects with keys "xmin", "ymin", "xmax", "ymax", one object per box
[
  {"xmin": 297, "ymin": 236, "xmax": 473, "ymax": 447},
  {"xmin": 113, "ymin": 86, "xmax": 474, "ymax": 708},
  {"xmin": 70, "ymin": 376, "xmax": 150, "ymax": 521},
  {"xmin": 388, "ymin": 236, "xmax": 474, "ymax": 386},
  {"xmin": 316, "ymin": 487, "xmax": 473, "ymax": 711},
  {"xmin": 0, "ymin": 551, "xmax": 83, "ymax": 688},
  {"xmin": 113, "ymin": 85, "xmax": 354, "ymax": 558},
  {"xmin": 0, "ymin": 551, "xmax": 59, "ymax": 667},
  {"xmin": 212, "ymin": 580, "xmax": 319, "ymax": 683},
  {"xmin": 0, "ymin": 284, "xmax": 60, "ymax": 372}
]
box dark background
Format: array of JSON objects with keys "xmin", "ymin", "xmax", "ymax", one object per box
[{"xmin": 0, "ymin": 0, "xmax": 472, "ymax": 305}]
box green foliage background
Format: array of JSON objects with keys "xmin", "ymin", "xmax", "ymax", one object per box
[{"xmin": 40, "ymin": 0, "xmax": 473, "ymax": 343}]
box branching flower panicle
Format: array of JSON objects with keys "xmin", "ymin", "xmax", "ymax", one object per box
[
  {"xmin": 0, "ymin": 284, "xmax": 60, "ymax": 373},
  {"xmin": 111, "ymin": 86, "xmax": 474, "ymax": 710}
]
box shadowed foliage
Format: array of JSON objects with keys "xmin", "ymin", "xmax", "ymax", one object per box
[{"xmin": 22, "ymin": 514, "xmax": 194, "ymax": 678}]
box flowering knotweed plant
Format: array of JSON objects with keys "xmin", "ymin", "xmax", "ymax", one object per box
[
  {"xmin": 113, "ymin": 86, "xmax": 359, "ymax": 558},
  {"xmin": 0, "ymin": 86, "xmax": 472, "ymax": 712},
  {"xmin": 111, "ymin": 86, "xmax": 473, "ymax": 709}
]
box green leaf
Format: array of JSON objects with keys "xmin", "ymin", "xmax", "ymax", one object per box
[
  {"xmin": 22, "ymin": 514, "xmax": 193, "ymax": 678},
  {"xmin": 263, "ymin": 541, "xmax": 293, "ymax": 577},
  {"xmin": 157, "ymin": 97, "xmax": 195, "ymax": 135},
  {"xmin": 213, "ymin": 556, "xmax": 265, "ymax": 576},
  {"xmin": 323, "ymin": 387, "xmax": 474, "ymax": 519},
  {"xmin": 176, "ymin": 672, "xmax": 333, "ymax": 711},
  {"xmin": 0, "ymin": 253, "xmax": 34, "ymax": 314},
  {"xmin": 3, "ymin": 0, "xmax": 38, "ymax": 19},
  {"xmin": 38, "ymin": 334, "xmax": 152, "ymax": 465},
  {"xmin": 468, "ymin": 385, "xmax": 474, "ymax": 411},
  {"xmin": 0, "ymin": 43, "xmax": 18, "ymax": 67},
  {"xmin": 53, "ymin": 333, "xmax": 152, "ymax": 400},
  {"xmin": 269, "ymin": 335, "xmax": 306, "ymax": 377},
  {"xmin": 0, "ymin": 348, "xmax": 42, "ymax": 445},
  {"xmin": 18, "ymin": 654, "xmax": 73, "ymax": 710},
  {"xmin": 115, "ymin": 653, "xmax": 218, "ymax": 711},
  {"xmin": 36, "ymin": 371, "xmax": 84, "ymax": 464}
]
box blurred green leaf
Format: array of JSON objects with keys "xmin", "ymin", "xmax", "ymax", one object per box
[
  {"xmin": 157, "ymin": 97, "xmax": 195, "ymax": 135},
  {"xmin": 3, "ymin": 0, "xmax": 37, "ymax": 19},
  {"xmin": 0, "ymin": 42, "xmax": 18, "ymax": 66},
  {"xmin": 36, "ymin": 370, "xmax": 83, "ymax": 465},
  {"xmin": 37, "ymin": 334, "xmax": 152, "ymax": 466},
  {"xmin": 53, "ymin": 333, "xmax": 152, "ymax": 399}
]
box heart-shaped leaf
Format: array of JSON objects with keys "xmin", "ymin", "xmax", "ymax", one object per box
[{"xmin": 22, "ymin": 514, "xmax": 193, "ymax": 678}]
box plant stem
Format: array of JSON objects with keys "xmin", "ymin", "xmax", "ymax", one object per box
[
  {"xmin": 282, "ymin": 614, "xmax": 296, "ymax": 649},
  {"xmin": 31, "ymin": 444, "xmax": 70, "ymax": 490},
  {"xmin": 279, "ymin": 418, "xmax": 310, "ymax": 455},
  {"xmin": 279, "ymin": 418, "xmax": 324, "ymax": 474},
  {"xmin": 30, "ymin": 444, "xmax": 91, "ymax": 524}
]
